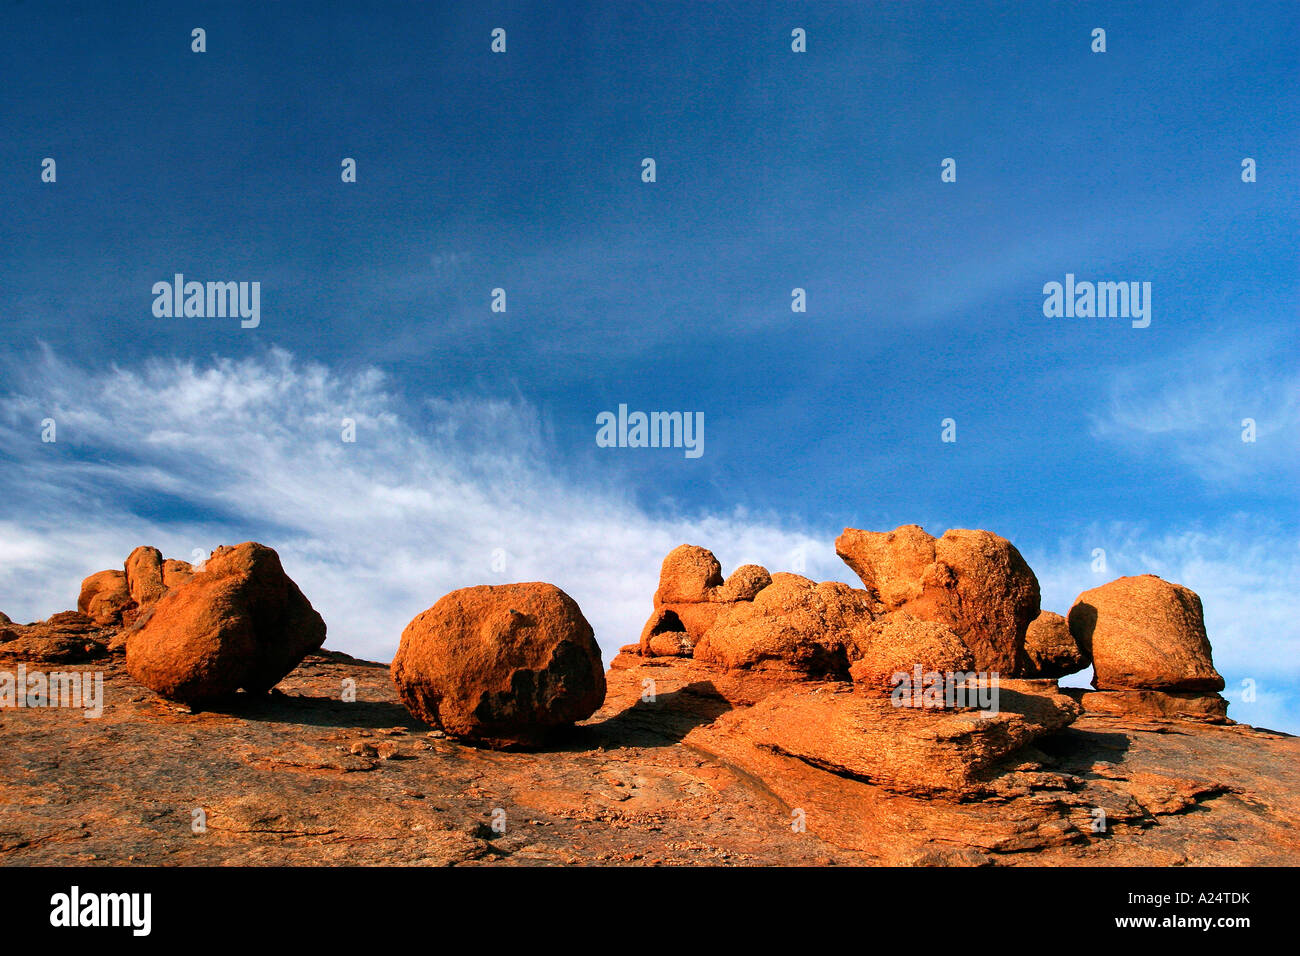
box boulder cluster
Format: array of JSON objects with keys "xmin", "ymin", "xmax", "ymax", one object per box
[
  {"xmin": 78, "ymin": 545, "xmax": 195, "ymax": 634},
  {"xmin": 612, "ymin": 524, "xmax": 1228, "ymax": 793},
  {"xmin": 3, "ymin": 541, "xmax": 606, "ymax": 747},
  {"xmin": 1, "ymin": 524, "xmax": 1227, "ymax": 767},
  {"xmin": 1, "ymin": 543, "xmax": 327, "ymax": 706}
]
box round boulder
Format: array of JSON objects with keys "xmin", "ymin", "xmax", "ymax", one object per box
[
  {"xmin": 78, "ymin": 569, "xmax": 133, "ymax": 626},
  {"xmin": 713, "ymin": 564, "xmax": 773, "ymax": 602},
  {"xmin": 1069, "ymin": 574, "xmax": 1223, "ymax": 692},
  {"xmin": 1018, "ymin": 611, "xmax": 1089, "ymax": 678},
  {"xmin": 390, "ymin": 583, "xmax": 605, "ymax": 748},
  {"xmin": 654, "ymin": 545, "xmax": 724, "ymax": 604}
]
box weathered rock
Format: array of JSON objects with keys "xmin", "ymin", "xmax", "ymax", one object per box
[
  {"xmin": 77, "ymin": 569, "xmax": 133, "ymax": 626},
  {"xmin": 124, "ymin": 545, "xmax": 166, "ymax": 607},
  {"xmin": 638, "ymin": 607, "xmax": 696, "ymax": 657},
  {"xmin": 0, "ymin": 611, "xmax": 113, "ymax": 663},
  {"xmin": 712, "ymin": 678, "xmax": 1080, "ymax": 796},
  {"xmin": 836, "ymin": 523, "xmax": 937, "ymax": 608},
  {"xmin": 849, "ymin": 614, "xmax": 975, "ymax": 698},
  {"xmin": 1064, "ymin": 688, "xmax": 1229, "ymax": 723},
  {"xmin": 78, "ymin": 551, "xmax": 193, "ymax": 630},
  {"xmin": 162, "ymin": 558, "xmax": 194, "ymax": 589},
  {"xmin": 1069, "ymin": 575, "xmax": 1224, "ymax": 692},
  {"xmin": 654, "ymin": 545, "xmax": 723, "ymax": 604},
  {"xmin": 693, "ymin": 573, "xmax": 874, "ymax": 679},
  {"xmin": 2, "ymin": 644, "xmax": 1298, "ymax": 867},
  {"xmin": 641, "ymin": 602, "xmax": 729, "ymax": 653},
  {"xmin": 0, "ymin": 611, "xmax": 11, "ymax": 625},
  {"xmin": 713, "ymin": 564, "xmax": 772, "ymax": 602},
  {"xmin": 125, "ymin": 542, "xmax": 326, "ymax": 705},
  {"xmin": 639, "ymin": 546, "xmax": 772, "ymax": 655},
  {"xmin": 1018, "ymin": 611, "xmax": 1089, "ymax": 678},
  {"xmin": 609, "ymin": 644, "xmax": 830, "ymax": 708},
  {"xmin": 835, "ymin": 525, "xmax": 1039, "ymax": 674},
  {"xmin": 390, "ymin": 582, "xmax": 605, "ymax": 747}
]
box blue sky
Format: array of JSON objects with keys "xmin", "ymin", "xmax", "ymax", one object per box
[{"xmin": 2, "ymin": 2, "xmax": 1297, "ymax": 729}]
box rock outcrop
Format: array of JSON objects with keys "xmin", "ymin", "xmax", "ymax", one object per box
[
  {"xmin": 0, "ymin": 610, "xmax": 114, "ymax": 663},
  {"xmin": 835, "ymin": 525, "xmax": 1039, "ymax": 674},
  {"xmin": 692, "ymin": 573, "xmax": 874, "ymax": 679},
  {"xmin": 714, "ymin": 679, "xmax": 1080, "ymax": 796},
  {"xmin": 638, "ymin": 545, "xmax": 772, "ymax": 656},
  {"xmin": 1, "ymin": 530, "xmax": 1287, "ymax": 867},
  {"xmin": 1063, "ymin": 688, "xmax": 1230, "ymax": 722},
  {"xmin": 125, "ymin": 542, "xmax": 326, "ymax": 705},
  {"xmin": 391, "ymin": 583, "xmax": 605, "ymax": 748},
  {"xmin": 1017, "ymin": 611, "xmax": 1089, "ymax": 679}
]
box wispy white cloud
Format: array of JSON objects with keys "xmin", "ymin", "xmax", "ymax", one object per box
[{"xmin": 1088, "ymin": 341, "xmax": 1300, "ymax": 485}]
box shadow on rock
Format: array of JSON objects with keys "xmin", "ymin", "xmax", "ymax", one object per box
[
  {"xmin": 1032, "ymin": 725, "xmax": 1133, "ymax": 765},
  {"xmin": 580, "ymin": 681, "xmax": 735, "ymax": 749},
  {"xmin": 200, "ymin": 691, "xmax": 422, "ymax": 730}
]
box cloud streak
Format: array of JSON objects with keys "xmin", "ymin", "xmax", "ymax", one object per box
[{"xmin": 1089, "ymin": 340, "xmax": 1300, "ymax": 486}]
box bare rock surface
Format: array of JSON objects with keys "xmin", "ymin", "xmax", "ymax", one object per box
[
  {"xmin": 712, "ymin": 678, "xmax": 1081, "ymax": 796},
  {"xmin": 0, "ymin": 611, "xmax": 114, "ymax": 663},
  {"xmin": 2, "ymin": 640, "xmax": 1298, "ymax": 866}
]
